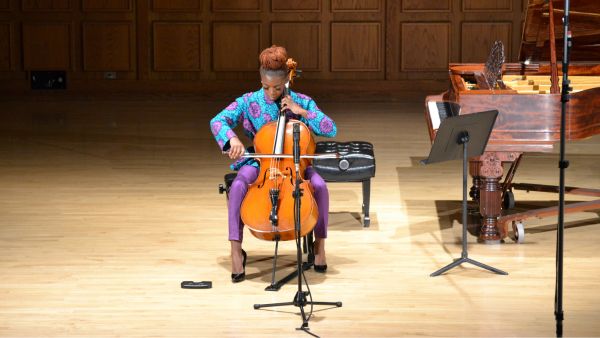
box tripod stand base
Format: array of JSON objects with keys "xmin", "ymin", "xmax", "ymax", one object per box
[
  {"xmin": 265, "ymin": 261, "xmax": 313, "ymax": 291},
  {"xmin": 254, "ymin": 291, "xmax": 343, "ymax": 309},
  {"xmin": 430, "ymin": 257, "xmax": 508, "ymax": 276}
]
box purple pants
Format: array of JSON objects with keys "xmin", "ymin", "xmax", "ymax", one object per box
[{"xmin": 228, "ymin": 165, "xmax": 329, "ymax": 241}]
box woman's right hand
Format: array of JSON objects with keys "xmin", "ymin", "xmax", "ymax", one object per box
[{"xmin": 228, "ymin": 137, "xmax": 245, "ymax": 160}]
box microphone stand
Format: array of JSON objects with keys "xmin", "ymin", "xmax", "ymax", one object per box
[
  {"xmin": 292, "ymin": 123, "xmax": 312, "ymax": 332},
  {"xmin": 556, "ymin": 0, "xmax": 571, "ymax": 336},
  {"xmin": 253, "ymin": 123, "xmax": 342, "ymax": 336}
]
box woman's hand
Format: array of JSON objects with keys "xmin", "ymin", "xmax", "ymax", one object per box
[
  {"xmin": 228, "ymin": 137, "xmax": 245, "ymax": 160},
  {"xmin": 281, "ymin": 95, "xmax": 307, "ymax": 117}
]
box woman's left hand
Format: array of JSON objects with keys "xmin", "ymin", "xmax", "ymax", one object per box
[{"xmin": 281, "ymin": 95, "xmax": 307, "ymax": 117}]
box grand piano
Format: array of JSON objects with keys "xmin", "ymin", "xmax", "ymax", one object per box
[{"xmin": 425, "ymin": 0, "xmax": 600, "ymax": 243}]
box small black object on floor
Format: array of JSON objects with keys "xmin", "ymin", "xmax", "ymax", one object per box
[{"xmin": 181, "ymin": 281, "xmax": 212, "ymax": 289}]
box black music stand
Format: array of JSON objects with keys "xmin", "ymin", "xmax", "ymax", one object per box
[{"xmin": 422, "ymin": 110, "xmax": 508, "ymax": 276}]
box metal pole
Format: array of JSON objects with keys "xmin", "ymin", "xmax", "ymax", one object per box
[{"xmin": 555, "ymin": 0, "xmax": 571, "ymax": 335}]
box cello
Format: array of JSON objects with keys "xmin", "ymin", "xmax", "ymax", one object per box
[{"xmin": 239, "ymin": 59, "xmax": 320, "ymax": 241}]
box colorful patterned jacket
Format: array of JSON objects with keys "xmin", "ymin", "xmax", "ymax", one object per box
[{"xmin": 210, "ymin": 88, "xmax": 337, "ymax": 170}]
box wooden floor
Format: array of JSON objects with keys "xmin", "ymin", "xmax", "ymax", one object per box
[{"xmin": 1, "ymin": 95, "xmax": 599, "ymax": 337}]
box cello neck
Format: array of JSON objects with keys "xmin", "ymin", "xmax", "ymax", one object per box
[{"xmin": 273, "ymin": 114, "xmax": 286, "ymax": 154}]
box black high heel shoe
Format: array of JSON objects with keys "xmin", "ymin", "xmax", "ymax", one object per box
[
  {"xmin": 231, "ymin": 249, "xmax": 247, "ymax": 283},
  {"xmin": 314, "ymin": 264, "xmax": 327, "ymax": 273}
]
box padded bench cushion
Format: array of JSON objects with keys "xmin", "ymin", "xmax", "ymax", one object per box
[{"xmin": 313, "ymin": 141, "xmax": 375, "ymax": 182}]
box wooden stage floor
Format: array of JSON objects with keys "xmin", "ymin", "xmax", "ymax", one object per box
[{"xmin": 0, "ymin": 96, "xmax": 599, "ymax": 337}]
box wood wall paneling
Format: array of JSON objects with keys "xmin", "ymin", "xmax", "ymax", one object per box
[
  {"xmin": 152, "ymin": 0, "xmax": 202, "ymax": 11},
  {"xmin": 332, "ymin": 0, "xmax": 380, "ymax": 12},
  {"xmin": 0, "ymin": 23, "xmax": 10, "ymax": 69},
  {"xmin": 463, "ymin": 0, "xmax": 512, "ymax": 12},
  {"xmin": 83, "ymin": 22, "xmax": 131, "ymax": 71},
  {"xmin": 3, "ymin": 0, "xmax": 527, "ymax": 89},
  {"xmin": 153, "ymin": 22, "xmax": 202, "ymax": 71},
  {"xmin": 23, "ymin": 23, "xmax": 71, "ymax": 70},
  {"xmin": 402, "ymin": 0, "xmax": 450, "ymax": 12},
  {"xmin": 271, "ymin": 0, "xmax": 320, "ymax": 12},
  {"xmin": 271, "ymin": 22, "xmax": 320, "ymax": 71},
  {"xmin": 22, "ymin": 0, "xmax": 70, "ymax": 11},
  {"xmin": 82, "ymin": 0, "xmax": 131, "ymax": 11},
  {"xmin": 212, "ymin": 0, "xmax": 260, "ymax": 12},
  {"xmin": 401, "ymin": 23, "xmax": 450, "ymax": 71},
  {"xmin": 212, "ymin": 22, "xmax": 260, "ymax": 71},
  {"xmin": 461, "ymin": 22, "xmax": 511, "ymax": 63},
  {"xmin": 331, "ymin": 22, "xmax": 380, "ymax": 71}
]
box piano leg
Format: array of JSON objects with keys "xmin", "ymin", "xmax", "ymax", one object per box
[
  {"xmin": 471, "ymin": 152, "xmax": 521, "ymax": 243},
  {"xmin": 479, "ymin": 177, "xmax": 503, "ymax": 243},
  {"xmin": 477, "ymin": 152, "xmax": 505, "ymax": 243},
  {"xmin": 469, "ymin": 158, "xmax": 502, "ymax": 242}
]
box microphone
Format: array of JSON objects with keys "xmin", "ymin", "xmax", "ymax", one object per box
[{"xmin": 293, "ymin": 123, "xmax": 300, "ymax": 172}]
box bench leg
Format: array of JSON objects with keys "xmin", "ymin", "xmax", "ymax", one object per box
[{"xmin": 362, "ymin": 179, "xmax": 371, "ymax": 227}]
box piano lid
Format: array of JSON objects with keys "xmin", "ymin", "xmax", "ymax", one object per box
[{"xmin": 519, "ymin": 0, "xmax": 600, "ymax": 62}]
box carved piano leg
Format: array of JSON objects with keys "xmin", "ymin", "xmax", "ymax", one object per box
[
  {"xmin": 478, "ymin": 152, "xmax": 504, "ymax": 243},
  {"xmin": 480, "ymin": 177, "xmax": 503, "ymax": 243}
]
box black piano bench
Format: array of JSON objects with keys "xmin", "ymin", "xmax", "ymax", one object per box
[{"xmin": 313, "ymin": 141, "xmax": 376, "ymax": 227}]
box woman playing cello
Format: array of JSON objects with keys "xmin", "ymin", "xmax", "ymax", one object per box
[{"xmin": 210, "ymin": 45, "xmax": 337, "ymax": 283}]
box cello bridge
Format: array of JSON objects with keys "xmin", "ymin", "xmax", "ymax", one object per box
[{"xmin": 267, "ymin": 168, "xmax": 286, "ymax": 180}]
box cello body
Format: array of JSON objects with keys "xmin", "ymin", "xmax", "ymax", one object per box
[{"xmin": 240, "ymin": 118, "xmax": 319, "ymax": 241}]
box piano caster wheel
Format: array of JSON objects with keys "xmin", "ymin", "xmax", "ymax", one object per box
[
  {"xmin": 503, "ymin": 190, "xmax": 515, "ymax": 210},
  {"xmin": 511, "ymin": 221, "xmax": 525, "ymax": 244}
]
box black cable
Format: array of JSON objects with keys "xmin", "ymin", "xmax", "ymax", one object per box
[
  {"xmin": 294, "ymin": 233, "xmax": 315, "ymax": 323},
  {"xmin": 302, "ymin": 255, "xmax": 314, "ymax": 322},
  {"xmin": 294, "ymin": 231, "xmax": 318, "ymax": 336}
]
